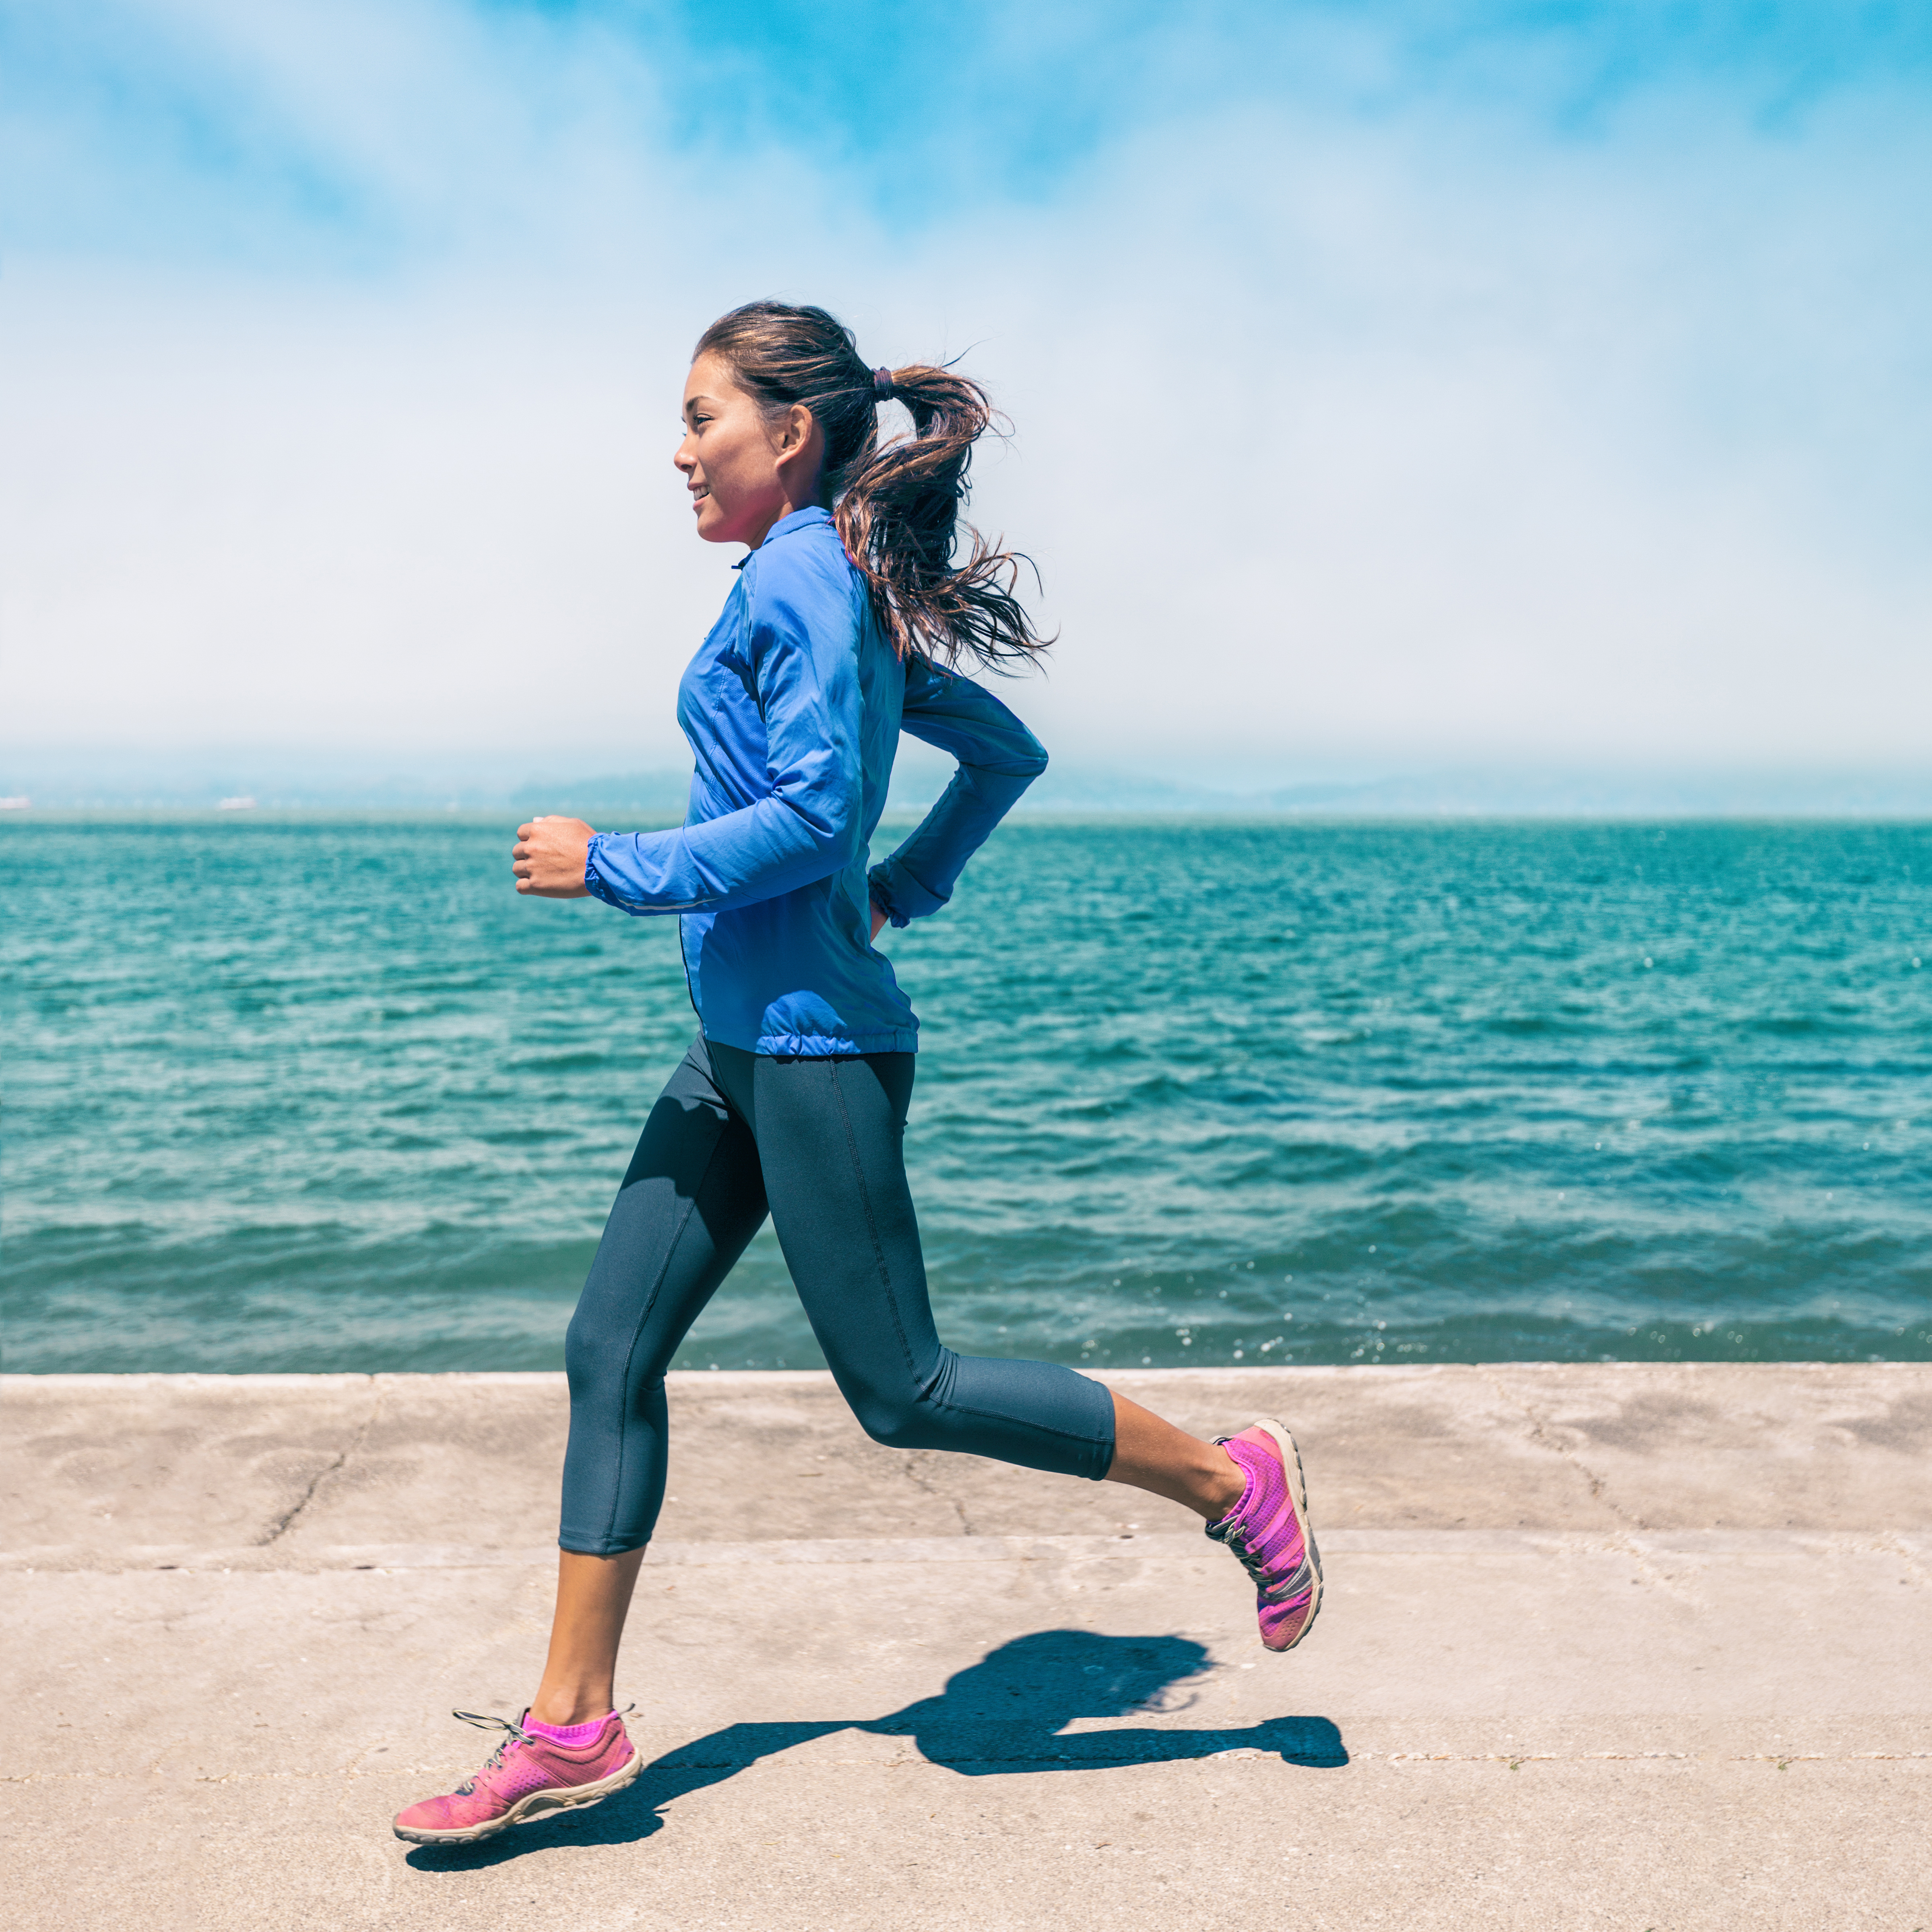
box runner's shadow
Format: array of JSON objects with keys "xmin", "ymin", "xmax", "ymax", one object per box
[{"xmin": 405, "ymin": 1629, "xmax": 1346, "ymax": 1870}]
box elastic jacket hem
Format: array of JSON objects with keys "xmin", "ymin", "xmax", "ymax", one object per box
[{"xmin": 721, "ymin": 1027, "xmax": 919, "ymax": 1058}]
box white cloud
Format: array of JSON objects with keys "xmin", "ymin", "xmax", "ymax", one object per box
[{"xmin": 4, "ymin": 6, "xmax": 1929, "ymax": 781}]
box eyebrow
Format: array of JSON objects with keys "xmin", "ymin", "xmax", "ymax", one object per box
[{"xmin": 683, "ymin": 394, "xmax": 720, "ymax": 418}]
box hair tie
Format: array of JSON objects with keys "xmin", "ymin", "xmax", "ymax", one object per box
[{"xmin": 872, "ymin": 366, "xmax": 895, "ymax": 402}]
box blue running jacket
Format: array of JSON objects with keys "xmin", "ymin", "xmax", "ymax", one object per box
[{"xmin": 582, "ymin": 507, "xmax": 1047, "ymax": 1055}]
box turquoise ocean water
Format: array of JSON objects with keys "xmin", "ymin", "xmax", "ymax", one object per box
[{"xmin": 4, "ymin": 816, "xmax": 1929, "ymax": 1374}]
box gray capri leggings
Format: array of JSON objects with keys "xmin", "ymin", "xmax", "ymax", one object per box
[{"xmin": 559, "ymin": 1034, "xmax": 1118, "ymax": 1554}]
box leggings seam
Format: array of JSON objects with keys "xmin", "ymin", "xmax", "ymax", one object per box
[
  {"xmin": 908, "ymin": 1391, "xmax": 1110, "ymax": 1448},
  {"xmin": 826, "ymin": 1060, "xmax": 1104, "ymax": 1457},
  {"xmin": 952, "ymin": 1405, "xmax": 1105, "ymax": 1442},
  {"xmin": 599, "ymin": 1115, "xmax": 732, "ymax": 1550},
  {"xmin": 828, "ymin": 1057, "xmax": 924, "ymax": 1395}
]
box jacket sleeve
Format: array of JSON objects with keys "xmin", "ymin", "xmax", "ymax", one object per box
[
  {"xmin": 583, "ymin": 556, "xmax": 863, "ymax": 916},
  {"xmin": 867, "ymin": 655, "xmax": 1047, "ymax": 927}
]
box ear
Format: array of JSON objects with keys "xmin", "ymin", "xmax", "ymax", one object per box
[{"xmin": 776, "ymin": 403, "xmax": 815, "ymax": 459}]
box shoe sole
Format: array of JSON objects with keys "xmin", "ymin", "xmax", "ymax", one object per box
[
  {"xmin": 1250, "ymin": 1416, "xmax": 1323, "ymax": 1653},
  {"xmin": 392, "ymin": 1746, "xmax": 643, "ymax": 1845}
]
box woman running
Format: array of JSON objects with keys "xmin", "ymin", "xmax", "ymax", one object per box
[{"xmin": 392, "ymin": 301, "xmax": 1321, "ymax": 1846}]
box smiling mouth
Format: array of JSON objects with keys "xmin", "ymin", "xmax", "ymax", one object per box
[{"xmin": 690, "ymin": 485, "xmax": 710, "ymax": 502}]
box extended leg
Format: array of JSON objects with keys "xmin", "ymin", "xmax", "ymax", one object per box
[
  {"xmin": 557, "ymin": 1038, "xmax": 769, "ymax": 1555},
  {"xmin": 537, "ymin": 1040, "xmax": 768, "ymax": 1724},
  {"xmin": 530, "ymin": 1548, "xmax": 648, "ymax": 1727}
]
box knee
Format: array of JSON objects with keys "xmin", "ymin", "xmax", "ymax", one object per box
[
  {"xmin": 858, "ymin": 1403, "xmax": 931, "ymax": 1451},
  {"xmin": 564, "ymin": 1309, "xmax": 646, "ymax": 1408},
  {"xmin": 847, "ymin": 1380, "xmax": 939, "ymax": 1452},
  {"xmin": 562, "ymin": 1307, "xmax": 600, "ymax": 1389}
]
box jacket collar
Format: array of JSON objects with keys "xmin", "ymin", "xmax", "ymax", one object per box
[
  {"xmin": 762, "ymin": 504, "xmax": 831, "ymax": 542},
  {"xmin": 737, "ymin": 505, "xmax": 831, "ymax": 566}
]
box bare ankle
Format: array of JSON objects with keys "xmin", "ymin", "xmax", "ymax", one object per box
[
  {"xmin": 527, "ymin": 1687, "xmax": 612, "ymax": 1728},
  {"xmin": 1202, "ymin": 1443, "xmax": 1245, "ymax": 1521}
]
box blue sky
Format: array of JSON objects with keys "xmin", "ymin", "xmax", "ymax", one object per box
[
  {"xmin": 13, "ymin": 2, "xmax": 1932, "ymax": 255},
  {"xmin": 4, "ymin": 0, "xmax": 1930, "ymax": 783}
]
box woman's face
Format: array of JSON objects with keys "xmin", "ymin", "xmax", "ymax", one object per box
[{"xmin": 675, "ymin": 351, "xmax": 823, "ymax": 549}]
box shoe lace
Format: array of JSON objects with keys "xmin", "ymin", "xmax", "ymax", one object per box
[
  {"xmin": 448, "ymin": 1710, "xmax": 537, "ymax": 1790},
  {"xmin": 1213, "ymin": 1518, "xmax": 1311, "ymax": 1605},
  {"xmin": 447, "ymin": 1704, "xmax": 639, "ymax": 1792}
]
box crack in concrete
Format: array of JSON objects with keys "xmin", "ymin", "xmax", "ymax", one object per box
[
  {"xmin": 1484, "ymin": 1372, "xmax": 1705, "ymax": 1603},
  {"xmin": 896, "ymin": 1449, "xmax": 975, "ymax": 1537},
  {"xmin": 1878, "ymin": 1532, "xmax": 1932, "ymax": 1587},
  {"xmin": 255, "ymin": 1383, "xmax": 383, "ymax": 1548},
  {"xmin": 1485, "ymin": 1372, "xmax": 1641, "ymax": 1530}
]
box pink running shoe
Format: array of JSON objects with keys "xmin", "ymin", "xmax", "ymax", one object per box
[
  {"xmin": 392, "ymin": 1709, "xmax": 640, "ymax": 1845},
  {"xmin": 1205, "ymin": 1419, "xmax": 1323, "ymax": 1652}
]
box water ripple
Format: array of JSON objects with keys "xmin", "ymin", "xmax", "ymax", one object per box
[{"xmin": 4, "ymin": 815, "xmax": 1930, "ymax": 1371}]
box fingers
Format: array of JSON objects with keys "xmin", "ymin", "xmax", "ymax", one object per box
[{"xmin": 510, "ymin": 815, "xmax": 590, "ymax": 896}]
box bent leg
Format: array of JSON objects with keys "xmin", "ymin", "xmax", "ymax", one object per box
[
  {"xmin": 559, "ymin": 1037, "xmax": 769, "ymax": 1555},
  {"xmin": 720, "ymin": 1046, "xmax": 1117, "ymax": 1482}
]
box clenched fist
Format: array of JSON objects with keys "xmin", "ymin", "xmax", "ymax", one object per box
[{"xmin": 512, "ymin": 817, "xmax": 596, "ymax": 898}]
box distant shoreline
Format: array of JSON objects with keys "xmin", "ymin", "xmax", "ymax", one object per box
[{"xmin": 6, "ymin": 804, "xmax": 1932, "ymax": 825}]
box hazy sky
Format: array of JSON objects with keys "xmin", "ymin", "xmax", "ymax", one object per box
[{"xmin": 4, "ymin": 0, "xmax": 1930, "ymax": 782}]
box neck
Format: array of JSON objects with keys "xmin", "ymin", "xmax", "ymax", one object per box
[{"xmin": 746, "ymin": 472, "xmax": 828, "ymax": 549}]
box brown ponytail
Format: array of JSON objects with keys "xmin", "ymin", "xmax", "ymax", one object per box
[{"xmin": 692, "ymin": 301, "xmax": 1049, "ymax": 672}]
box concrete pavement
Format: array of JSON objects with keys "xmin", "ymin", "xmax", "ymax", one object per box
[{"xmin": 4, "ymin": 1365, "xmax": 1928, "ymax": 1930}]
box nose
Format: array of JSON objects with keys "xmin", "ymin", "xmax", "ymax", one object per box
[{"xmin": 673, "ymin": 433, "xmax": 696, "ymax": 475}]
